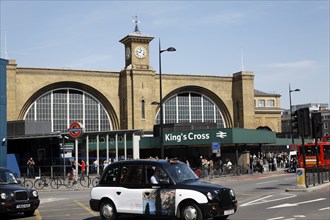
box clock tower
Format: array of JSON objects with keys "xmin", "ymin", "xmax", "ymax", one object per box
[
  {"xmin": 119, "ymin": 17, "xmax": 156, "ymax": 130},
  {"xmin": 119, "ymin": 17, "xmax": 154, "ymax": 69}
]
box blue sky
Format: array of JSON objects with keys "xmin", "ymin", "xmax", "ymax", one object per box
[{"xmin": 1, "ymin": 0, "xmax": 329, "ymax": 109}]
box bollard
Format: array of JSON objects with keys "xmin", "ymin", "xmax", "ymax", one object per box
[{"xmin": 296, "ymin": 168, "xmax": 306, "ymax": 188}]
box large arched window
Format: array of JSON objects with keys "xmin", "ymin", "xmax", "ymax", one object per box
[
  {"xmin": 24, "ymin": 88, "xmax": 112, "ymax": 132},
  {"xmin": 156, "ymin": 92, "xmax": 225, "ymax": 127}
]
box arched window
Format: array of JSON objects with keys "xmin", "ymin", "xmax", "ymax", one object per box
[
  {"xmin": 24, "ymin": 88, "xmax": 112, "ymax": 132},
  {"xmin": 155, "ymin": 92, "xmax": 225, "ymax": 127}
]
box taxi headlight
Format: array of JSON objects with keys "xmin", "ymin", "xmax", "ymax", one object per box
[
  {"xmin": 32, "ymin": 190, "xmax": 38, "ymax": 197},
  {"xmin": 1, "ymin": 193, "xmax": 7, "ymax": 200},
  {"xmin": 207, "ymin": 192, "xmax": 213, "ymax": 200},
  {"xmin": 229, "ymin": 189, "xmax": 235, "ymax": 198},
  {"xmin": 207, "ymin": 191, "xmax": 218, "ymax": 200}
]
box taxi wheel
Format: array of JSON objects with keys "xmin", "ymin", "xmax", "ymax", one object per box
[
  {"xmin": 100, "ymin": 200, "xmax": 117, "ymax": 220},
  {"xmin": 180, "ymin": 202, "xmax": 203, "ymax": 220}
]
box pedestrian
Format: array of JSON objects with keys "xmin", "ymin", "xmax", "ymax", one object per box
[
  {"xmin": 71, "ymin": 160, "xmax": 77, "ymax": 180},
  {"xmin": 103, "ymin": 160, "xmax": 109, "ymax": 171},
  {"xmin": 226, "ymin": 159, "xmax": 232, "ymax": 173},
  {"xmin": 27, "ymin": 157, "xmax": 35, "ymax": 178},
  {"xmin": 93, "ymin": 159, "xmax": 99, "ymax": 173},
  {"xmin": 209, "ymin": 159, "xmax": 214, "ymax": 178},
  {"xmin": 80, "ymin": 159, "xmax": 86, "ymax": 177}
]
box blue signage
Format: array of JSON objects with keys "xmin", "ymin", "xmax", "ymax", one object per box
[{"xmin": 212, "ymin": 142, "xmax": 220, "ymax": 151}]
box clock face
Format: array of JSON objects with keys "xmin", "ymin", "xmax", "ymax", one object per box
[
  {"xmin": 125, "ymin": 47, "xmax": 131, "ymax": 60},
  {"xmin": 134, "ymin": 46, "xmax": 147, "ymax": 59}
]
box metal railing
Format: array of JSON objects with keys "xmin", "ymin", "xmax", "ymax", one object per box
[{"xmin": 306, "ymin": 166, "xmax": 330, "ymax": 187}]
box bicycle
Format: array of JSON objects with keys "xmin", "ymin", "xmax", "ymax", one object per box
[
  {"xmin": 212, "ymin": 168, "xmax": 222, "ymax": 178},
  {"xmin": 92, "ymin": 175, "xmax": 100, "ymax": 186},
  {"xmin": 63, "ymin": 171, "xmax": 91, "ymax": 188},
  {"xmin": 34, "ymin": 176, "xmax": 62, "ymax": 190},
  {"xmin": 222, "ymin": 166, "xmax": 233, "ymax": 176},
  {"xmin": 63, "ymin": 171, "xmax": 77, "ymax": 188},
  {"xmin": 232, "ymin": 165, "xmax": 245, "ymax": 176},
  {"xmin": 79, "ymin": 172, "xmax": 92, "ymax": 187},
  {"xmin": 21, "ymin": 176, "xmax": 34, "ymax": 189}
]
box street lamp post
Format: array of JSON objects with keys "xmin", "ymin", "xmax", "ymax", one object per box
[
  {"xmin": 159, "ymin": 39, "xmax": 176, "ymax": 159},
  {"xmin": 289, "ymin": 84, "xmax": 300, "ymax": 144}
]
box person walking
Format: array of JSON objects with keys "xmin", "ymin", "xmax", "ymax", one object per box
[
  {"xmin": 71, "ymin": 160, "xmax": 78, "ymax": 180},
  {"xmin": 80, "ymin": 160, "xmax": 86, "ymax": 177},
  {"xmin": 27, "ymin": 157, "xmax": 35, "ymax": 178}
]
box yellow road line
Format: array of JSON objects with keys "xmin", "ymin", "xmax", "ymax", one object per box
[
  {"xmin": 35, "ymin": 209, "xmax": 42, "ymax": 220},
  {"xmin": 74, "ymin": 200, "xmax": 97, "ymax": 216}
]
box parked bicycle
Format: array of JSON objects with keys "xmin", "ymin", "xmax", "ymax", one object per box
[
  {"xmin": 34, "ymin": 176, "xmax": 62, "ymax": 190},
  {"xmin": 63, "ymin": 171, "xmax": 91, "ymax": 188},
  {"xmin": 21, "ymin": 175, "xmax": 34, "ymax": 189},
  {"xmin": 92, "ymin": 175, "xmax": 100, "ymax": 186},
  {"xmin": 232, "ymin": 165, "xmax": 245, "ymax": 176}
]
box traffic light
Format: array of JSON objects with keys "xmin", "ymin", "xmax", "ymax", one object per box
[
  {"xmin": 291, "ymin": 110, "xmax": 299, "ymax": 133},
  {"xmin": 311, "ymin": 112, "xmax": 322, "ymax": 139},
  {"xmin": 299, "ymin": 108, "xmax": 311, "ymax": 137},
  {"xmin": 292, "ymin": 108, "xmax": 311, "ymax": 137}
]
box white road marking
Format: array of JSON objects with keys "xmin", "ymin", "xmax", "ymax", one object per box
[
  {"xmin": 266, "ymin": 215, "xmax": 305, "ymax": 220},
  {"xmin": 285, "ymin": 177, "xmax": 296, "ymax": 180},
  {"xmin": 240, "ymin": 193, "xmax": 296, "ymax": 207},
  {"xmin": 319, "ymin": 207, "xmax": 330, "ymax": 211},
  {"xmin": 267, "ymin": 198, "xmax": 326, "ymax": 209},
  {"xmin": 266, "ymin": 217, "xmax": 284, "ymax": 220},
  {"xmin": 257, "ymin": 180, "xmax": 278, "ymax": 185},
  {"xmin": 40, "ymin": 197, "xmax": 68, "ymax": 204}
]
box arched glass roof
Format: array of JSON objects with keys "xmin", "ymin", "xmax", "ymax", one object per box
[
  {"xmin": 24, "ymin": 88, "xmax": 112, "ymax": 132},
  {"xmin": 155, "ymin": 92, "xmax": 225, "ymax": 127}
]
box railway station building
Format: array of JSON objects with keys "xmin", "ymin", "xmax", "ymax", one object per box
[{"xmin": 1, "ymin": 25, "xmax": 283, "ymax": 175}]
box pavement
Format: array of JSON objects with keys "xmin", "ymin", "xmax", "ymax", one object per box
[
  {"xmin": 203, "ymin": 168, "xmax": 330, "ymax": 193},
  {"xmin": 36, "ymin": 168, "xmax": 330, "ymax": 192},
  {"xmin": 285, "ymin": 181, "xmax": 330, "ymax": 192}
]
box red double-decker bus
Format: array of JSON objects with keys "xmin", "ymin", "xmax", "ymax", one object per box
[{"xmin": 297, "ymin": 136, "xmax": 330, "ymax": 170}]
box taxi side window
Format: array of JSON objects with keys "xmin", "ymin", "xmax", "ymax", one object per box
[
  {"xmin": 146, "ymin": 165, "xmax": 165, "ymax": 184},
  {"xmin": 120, "ymin": 164, "xmax": 143, "ymax": 185},
  {"xmin": 102, "ymin": 164, "xmax": 120, "ymax": 184}
]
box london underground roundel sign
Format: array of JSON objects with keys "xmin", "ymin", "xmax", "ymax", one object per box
[{"xmin": 68, "ymin": 122, "xmax": 84, "ymax": 138}]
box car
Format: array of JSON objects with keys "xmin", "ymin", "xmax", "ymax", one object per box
[
  {"xmin": 90, "ymin": 158, "xmax": 237, "ymax": 220},
  {"xmin": 0, "ymin": 167, "xmax": 40, "ymax": 217}
]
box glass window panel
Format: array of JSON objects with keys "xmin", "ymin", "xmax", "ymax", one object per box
[
  {"xmin": 69, "ymin": 91, "xmax": 83, "ymax": 124},
  {"xmin": 25, "ymin": 104, "xmax": 35, "ymax": 121},
  {"xmin": 85, "ymin": 94, "xmax": 98, "ymax": 132},
  {"xmin": 36, "ymin": 94, "xmax": 51, "ymax": 121},
  {"xmin": 258, "ymin": 100, "xmax": 265, "ymax": 107},
  {"xmin": 267, "ymin": 100, "xmax": 275, "ymax": 107},
  {"xmin": 100, "ymin": 107, "xmax": 111, "ymax": 131},
  {"xmin": 178, "ymin": 95, "xmax": 189, "ymax": 123},
  {"xmin": 164, "ymin": 97, "xmax": 177, "ymax": 124},
  {"xmin": 53, "ymin": 91, "xmax": 67, "ymax": 132},
  {"xmin": 215, "ymin": 110, "xmax": 225, "ymax": 127},
  {"xmin": 203, "ymin": 98, "xmax": 214, "ymax": 122},
  {"xmin": 191, "ymin": 94, "xmax": 202, "ymax": 122}
]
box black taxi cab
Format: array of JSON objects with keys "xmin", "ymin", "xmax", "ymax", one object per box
[
  {"xmin": 0, "ymin": 167, "xmax": 40, "ymax": 217},
  {"xmin": 90, "ymin": 159, "xmax": 237, "ymax": 220}
]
